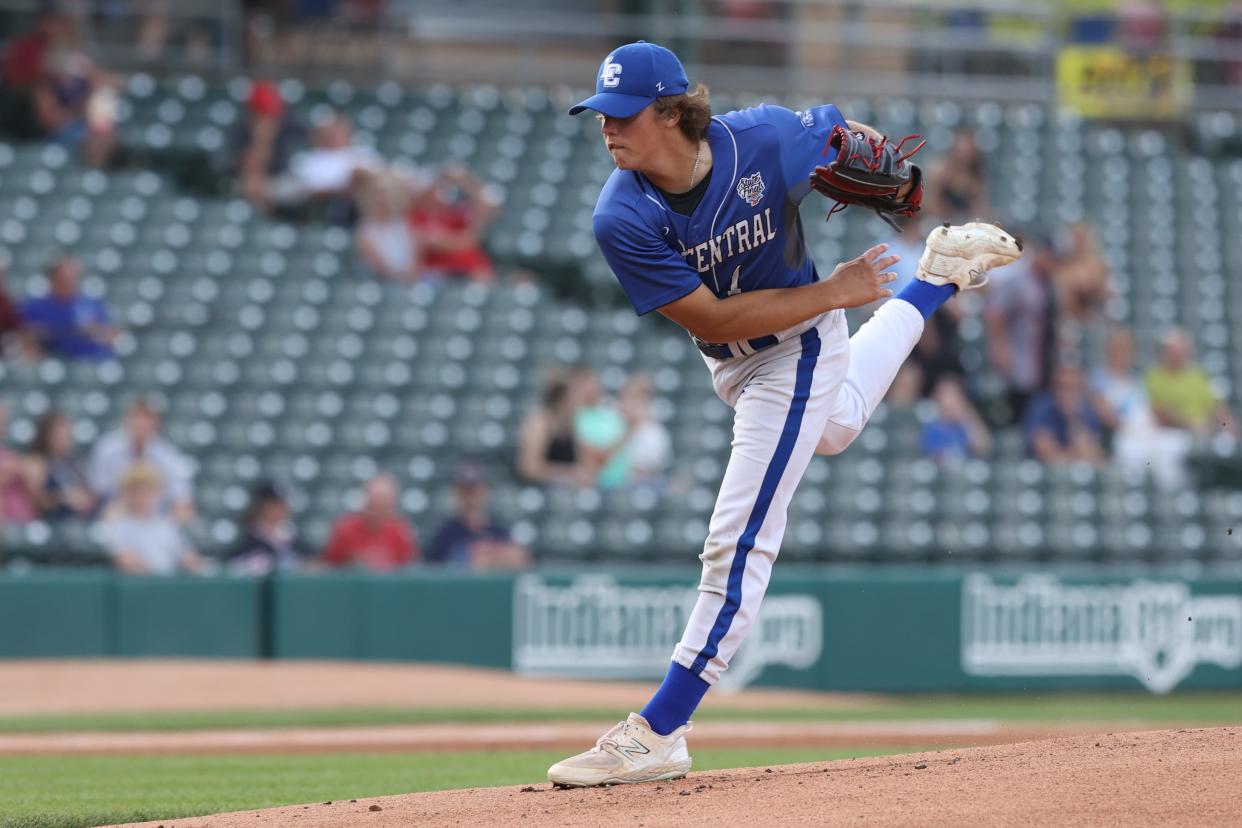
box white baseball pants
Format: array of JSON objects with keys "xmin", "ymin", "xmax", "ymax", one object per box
[{"xmin": 672, "ymin": 299, "xmax": 926, "ymax": 683}]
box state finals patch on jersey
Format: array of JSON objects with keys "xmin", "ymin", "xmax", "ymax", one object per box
[{"xmin": 736, "ymin": 172, "xmax": 765, "ymax": 207}]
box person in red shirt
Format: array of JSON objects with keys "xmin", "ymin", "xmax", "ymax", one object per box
[
  {"xmin": 320, "ymin": 473, "xmax": 419, "ymax": 571},
  {"xmin": 408, "ymin": 164, "xmax": 501, "ymax": 283}
]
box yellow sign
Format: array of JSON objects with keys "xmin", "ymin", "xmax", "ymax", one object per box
[{"xmin": 1056, "ymin": 46, "xmax": 1192, "ymax": 119}]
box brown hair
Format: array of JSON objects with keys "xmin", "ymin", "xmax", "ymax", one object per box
[{"xmin": 652, "ymin": 83, "xmax": 712, "ymax": 142}]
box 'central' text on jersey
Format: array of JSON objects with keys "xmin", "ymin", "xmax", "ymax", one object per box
[{"xmin": 592, "ymin": 103, "xmax": 847, "ymax": 316}]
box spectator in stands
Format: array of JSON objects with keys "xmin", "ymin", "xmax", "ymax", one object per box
[
  {"xmin": 226, "ymin": 481, "xmax": 309, "ymax": 575},
  {"xmin": 1055, "ymin": 222, "xmax": 1113, "ymax": 321},
  {"xmin": 920, "ymin": 376, "xmax": 992, "ymax": 462},
  {"xmin": 97, "ymin": 463, "xmax": 204, "ymax": 575},
  {"xmin": 354, "ymin": 169, "xmax": 422, "ymax": 282},
  {"xmin": 1, "ymin": 9, "xmax": 76, "ymax": 140},
  {"xmin": 409, "ymin": 164, "xmax": 501, "ymax": 282},
  {"xmin": 0, "ymin": 401, "xmax": 37, "ymax": 526},
  {"xmin": 89, "ymin": 397, "xmax": 195, "ymax": 525},
  {"xmin": 571, "ymin": 365, "xmax": 630, "ymax": 487},
  {"xmin": 1022, "ymin": 364, "xmax": 1107, "ymax": 466},
  {"xmin": 21, "ymin": 255, "xmax": 119, "ymax": 361},
  {"xmin": 234, "ymin": 78, "xmax": 306, "ymax": 211},
  {"xmin": 321, "ymin": 473, "xmax": 419, "ymax": 571},
  {"xmin": 927, "ymin": 127, "xmax": 990, "ymax": 223},
  {"xmin": 32, "ymin": 40, "xmax": 119, "ymax": 168},
  {"xmin": 517, "ymin": 373, "xmax": 592, "ymax": 487},
  {"xmin": 984, "ymin": 234, "xmax": 1059, "ymax": 424},
  {"xmin": 426, "ymin": 463, "xmax": 530, "ymax": 570},
  {"xmin": 24, "ymin": 410, "xmax": 97, "ymax": 520},
  {"xmin": 598, "ymin": 374, "xmax": 673, "ymax": 489},
  {"xmin": 1146, "ymin": 327, "xmax": 1238, "ymax": 440},
  {"xmin": 0, "ymin": 261, "xmax": 29, "ymax": 359},
  {"xmin": 283, "ymin": 111, "xmax": 381, "ymax": 221}
]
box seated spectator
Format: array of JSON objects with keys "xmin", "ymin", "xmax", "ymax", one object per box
[
  {"xmin": 599, "ymin": 374, "xmax": 672, "ymax": 489},
  {"xmin": 234, "ymin": 79, "xmax": 306, "ymax": 211},
  {"xmin": 1023, "ymin": 365, "xmax": 1107, "ymax": 466},
  {"xmin": 321, "ymin": 474, "xmax": 418, "ymax": 571},
  {"xmin": 409, "ymin": 164, "xmax": 501, "ymax": 282},
  {"xmin": 89, "ymin": 397, "xmax": 194, "ymax": 524},
  {"xmin": 571, "ymin": 365, "xmax": 628, "ymax": 486},
  {"xmin": 920, "ymin": 376, "xmax": 992, "ymax": 462},
  {"xmin": 426, "ymin": 464, "xmax": 530, "ymax": 570},
  {"xmin": 280, "ymin": 111, "xmax": 381, "ymax": 219},
  {"xmin": 355, "ymin": 170, "xmax": 422, "ymax": 282},
  {"xmin": 1146, "ymin": 328, "xmax": 1237, "ymax": 440},
  {"xmin": 517, "ymin": 373, "xmax": 592, "ymax": 487},
  {"xmin": 1, "ymin": 9, "xmax": 76, "ymax": 140},
  {"xmin": 32, "ymin": 43, "xmax": 119, "ymax": 168},
  {"xmin": 226, "ymin": 481, "xmax": 308, "ymax": 575},
  {"xmin": 0, "ymin": 401, "xmax": 37, "ymax": 525},
  {"xmin": 927, "ymin": 126, "xmax": 990, "ymax": 223},
  {"xmin": 24, "ymin": 410, "xmax": 97, "ymax": 520},
  {"xmin": 1055, "ymin": 222, "xmax": 1112, "ymax": 321},
  {"xmin": 985, "ymin": 235, "xmax": 1059, "ymax": 425},
  {"xmin": 0, "ymin": 261, "xmax": 29, "ymax": 358},
  {"xmin": 22, "ymin": 255, "xmax": 119, "ymax": 361},
  {"xmin": 1091, "ymin": 328, "xmax": 1148, "ymax": 432},
  {"xmin": 96, "ymin": 464, "xmax": 204, "ymax": 575}
]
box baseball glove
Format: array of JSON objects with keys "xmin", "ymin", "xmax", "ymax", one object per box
[{"xmin": 810, "ymin": 125, "xmax": 926, "ymax": 231}]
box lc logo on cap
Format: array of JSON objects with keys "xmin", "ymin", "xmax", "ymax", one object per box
[{"xmin": 569, "ymin": 41, "xmax": 689, "ymax": 119}]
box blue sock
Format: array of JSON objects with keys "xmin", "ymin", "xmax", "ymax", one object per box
[
  {"xmin": 639, "ymin": 662, "xmax": 711, "ymax": 736},
  {"xmin": 896, "ymin": 280, "xmax": 957, "ymax": 320}
]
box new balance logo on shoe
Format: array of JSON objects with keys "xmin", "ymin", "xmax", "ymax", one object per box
[{"xmin": 616, "ymin": 739, "xmax": 651, "ymax": 759}]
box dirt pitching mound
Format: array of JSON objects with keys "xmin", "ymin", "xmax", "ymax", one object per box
[
  {"xmin": 113, "ymin": 728, "xmax": 1241, "ymax": 828},
  {"xmin": 0, "ymin": 660, "xmax": 871, "ymax": 715}
]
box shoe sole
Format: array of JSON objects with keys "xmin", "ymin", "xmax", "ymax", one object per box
[{"xmin": 548, "ymin": 763, "xmax": 691, "ymax": 788}]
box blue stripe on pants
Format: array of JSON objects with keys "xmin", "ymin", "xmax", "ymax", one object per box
[{"xmin": 690, "ymin": 326, "xmax": 822, "ymax": 676}]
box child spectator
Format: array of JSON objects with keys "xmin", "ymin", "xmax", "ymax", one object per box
[
  {"xmin": 226, "ymin": 481, "xmax": 308, "ymax": 575},
  {"xmin": 355, "ymin": 170, "xmax": 422, "ymax": 282},
  {"xmin": 321, "ymin": 474, "xmax": 418, "ymax": 571},
  {"xmin": 96, "ymin": 464, "xmax": 204, "ymax": 575}
]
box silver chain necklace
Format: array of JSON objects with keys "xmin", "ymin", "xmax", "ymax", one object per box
[{"xmin": 688, "ymin": 141, "xmax": 703, "ymax": 191}]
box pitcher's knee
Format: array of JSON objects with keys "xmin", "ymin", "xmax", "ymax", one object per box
[{"xmin": 816, "ymin": 423, "xmax": 862, "ymax": 456}]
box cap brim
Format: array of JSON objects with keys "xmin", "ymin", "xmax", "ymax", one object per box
[{"xmin": 567, "ymin": 92, "xmax": 654, "ymax": 118}]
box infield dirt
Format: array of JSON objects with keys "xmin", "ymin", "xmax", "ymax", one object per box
[{"xmin": 110, "ymin": 727, "xmax": 1241, "ymax": 827}]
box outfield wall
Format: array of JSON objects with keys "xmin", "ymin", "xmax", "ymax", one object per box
[{"xmin": 1, "ymin": 567, "xmax": 1240, "ymax": 694}]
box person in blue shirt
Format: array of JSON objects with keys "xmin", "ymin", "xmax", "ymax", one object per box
[
  {"xmin": 546, "ymin": 41, "xmax": 1022, "ymax": 788},
  {"xmin": 21, "ymin": 256, "xmax": 118, "ymax": 360}
]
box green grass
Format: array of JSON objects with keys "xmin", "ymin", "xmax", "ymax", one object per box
[
  {"xmin": 1, "ymin": 693, "xmax": 1239, "ymax": 733},
  {"xmin": 0, "ymin": 746, "xmax": 914, "ymax": 828}
]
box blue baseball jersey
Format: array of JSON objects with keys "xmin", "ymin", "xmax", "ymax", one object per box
[{"xmin": 592, "ymin": 103, "xmax": 848, "ymax": 317}]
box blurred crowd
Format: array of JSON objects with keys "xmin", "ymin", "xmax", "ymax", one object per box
[{"xmin": 882, "ymin": 126, "xmax": 1237, "ymax": 487}]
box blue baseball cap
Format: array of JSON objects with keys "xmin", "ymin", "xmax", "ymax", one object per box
[{"xmin": 568, "ymin": 41, "xmax": 689, "ymax": 118}]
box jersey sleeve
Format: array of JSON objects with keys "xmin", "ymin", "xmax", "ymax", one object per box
[
  {"xmin": 594, "ymin": 204, "xmax": 703, "ymax": 316},
  {"xmin": 763, "ymin": 103, "xmax": 848, "ymax": 202}
]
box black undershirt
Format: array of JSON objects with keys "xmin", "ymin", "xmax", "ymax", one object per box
[{"xmin": 657, "ymin": 168, "xmax": 713, "ymax": 216}]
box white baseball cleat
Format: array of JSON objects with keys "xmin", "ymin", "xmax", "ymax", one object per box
[
  {"xmin": 547, "ymin": 713, "xmax": 692, "ymax": 787},
  {"xmin": 917, "ymin": 221, "xmax": 1023, "ymax": 291}
]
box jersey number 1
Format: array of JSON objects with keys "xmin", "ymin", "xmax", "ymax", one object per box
[{"xmin": 728, "ymin": 265, "xmax": 742, "ymax": 296}]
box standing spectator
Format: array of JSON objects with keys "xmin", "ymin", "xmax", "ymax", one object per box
[
  {"xmin": 0, "ymin": 261, "xmax": 29, "ymax": 358},
  {"xmin": 89, "ymin": 398, "xmax": 194, "ymax": 524},
  {"xmin": 234, "ymin": 78, "xmax": 306, "ymax": 210},
  {"xmin": 426, "ymin": 464, "xmax": 530, "ymax": 570},
  {"xmin": 355, "ymin": 170, "xmax": 421, "ymax": 282},
  {"xmin": 920, "ymin": 376, "xmax": 992, "ymax": 462},
  {"xmin": 1, "ymin": 9, "xmax": 76, "ymax": 140},
  {"xmin": 24, "ymin": 410, "xmax": 97, "ymax": 520},
  {"xmin": 0, "ymin": 401, "xmax": 37, "ymax": 526},
  {"xmin": 96, "ymin": 463, "xmax": 204, "ymax": 575},
  {"xmin": 409, "ymin": 164, "xmax": 501, "ymax": 282},
  {"xmin": 984, "ymin": 236, "xmax": 1059, "ymax": 424},
  {"xmin": 1022, "ymin": 364, "xmax": 1107, "ymax": 466},
  {"xmin": 1055, "ymin": 222, "xmax": 1113, "ymax": 321},
  {"xmin": 517, "ymin": 374, "xmax": 592, "ymax": 486},
  {"xmin": 927, "ymin": 126, "xmax": 990, "ymax": 223},
  {"xmin": 21, "ymin": 255, "xmax": 119, "ymax": 361},
  {"xmin": 321, "ymin": 474, "xmax": 418, "ymax": 571},
  {"xmin": 1146, "ymin": 327, "xmax": 1238, "ymax": 440},
  {"xmin": 225, "ymin": 481, "xmax": 308, "ymax": 575}
]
